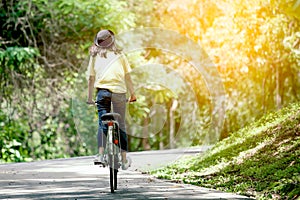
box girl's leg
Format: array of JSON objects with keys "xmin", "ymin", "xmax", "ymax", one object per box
[
  {"xmin": 96, "ymin": 89, "xmax": 112, "ymax": 154},
  {"xmin": 111, "ymin": 93, "xmax": 128, "ymax": 159}
]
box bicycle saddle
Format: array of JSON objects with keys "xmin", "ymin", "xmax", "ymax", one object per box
[{"xmin": 101, "ymin": 113, "xmax": 121, "ymax": 121}]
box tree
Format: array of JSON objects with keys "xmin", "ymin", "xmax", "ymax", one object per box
[
  {"xmin": 144, "ymin": 0, "xmax": 300, "ymax": 139},
  {"xmin": 0, "ymin": 0, "xmax": 136, "ymax": 161}
]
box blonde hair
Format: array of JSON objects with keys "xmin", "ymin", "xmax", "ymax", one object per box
[{"xmin": 89, "ymin": 40, "xmax": 122, "ymax": 58}]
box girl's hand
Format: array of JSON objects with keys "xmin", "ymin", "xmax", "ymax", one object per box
[
  {"xmin": 86, "ymin": 99, "xmax": 95, "ymax": 105},
  {"xmin": 128, "ymin": 95, "xmax": 137, "ymax": 102}
]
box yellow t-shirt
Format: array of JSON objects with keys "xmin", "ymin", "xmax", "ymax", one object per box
[{"xmin": 87, "ymin": 52, "xmax": 131, "ymax": 93}]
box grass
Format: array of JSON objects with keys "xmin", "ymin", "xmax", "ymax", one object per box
[{"xmin": 152, "ymin": 103, "xmax": 300, "ymax": 200}]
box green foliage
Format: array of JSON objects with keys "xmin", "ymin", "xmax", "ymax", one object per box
[
  {"xmin": 152, "ymin": 103, "xmax": 300, "ymax": 199},
  {"xmin": 0, "ymin": 0, "xmax": 136, "ymax": 161},
  {"xmin": 272, "ymin": 0, "xmax": 300, "ymax": 20},
  {"xmin": 0, "ymin": 47, "xmax": 39, "ymax": 102},
  {"xmin": 0, "ymin": 104, "xmax": 89, "ymax": 163},
  {"xmin": 51, "ymin": 0, "xmax": 135, "ymax": 41},
  {"xmin": 125, "ymin": 56, "xmax": 205, "ymax": 150},
  {"xmin": 0, "ymin": 111, "xmax": 29, "ymax": 163},
  {"xmin": 71, "ymin": 97, "xmax": 99, "ymax": 155},
  {"xmin": 151, "ymin": 0, "xmax": 300, "ymax": 139},
  {"xmin": 1, "ymin": 0, "xmax": 300, "ymax": 172}
]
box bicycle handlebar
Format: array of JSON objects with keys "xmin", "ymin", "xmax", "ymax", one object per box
[{"xmin": 86, "ymin": 99, "xmax": 136, "ymax": 105}]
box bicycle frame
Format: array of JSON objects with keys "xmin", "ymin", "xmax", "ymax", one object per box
[
  {"xmin": 100, "ymin": 113, "xmax": 122, "ymax": 193},
  {"xmin": 92, "ymin": 99, "xmax": 130, "ymax": 193},
  {"xmin": 102, "ymin": 118, "xmax": 121, "ymax": 164}
]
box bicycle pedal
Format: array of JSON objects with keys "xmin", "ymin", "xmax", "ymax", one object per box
[
  {"xmin": 94, "ymin": 161, "xmax": 106, "ymax": 167},
  {"xmin": 100, "ymin": 163, "xmax": 106, "ymax": 167}
]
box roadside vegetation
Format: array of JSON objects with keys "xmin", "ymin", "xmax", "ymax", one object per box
[
  {"xmin": 1, "ymin": 0, "xmax": 299, "ymax": 173},
  {"xmin": 1, "ymin": 1, "xmax": 300, "ymax": 198},
  {"xmin": 152, "ymin": 103, "xmax": 300, "ymax": 199}
]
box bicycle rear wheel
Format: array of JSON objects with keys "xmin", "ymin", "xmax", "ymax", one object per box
[
  {"xmin": 113, "ymin": 155, "xmax": 118, "ymax": 190},
  {"xmin": 109, "ymin": 155, "xmax": 115, "ymax": 193},
  {"xmin": 113, "ymin": 168, "xmax": 117, "ymax": 190},
  {"xmin": 109, "ymin": 167, "xmax": 115, "ymax": 193},
  {"xmin": 109, "ymin": 155, "xmax": 119, "ymax": 193}
]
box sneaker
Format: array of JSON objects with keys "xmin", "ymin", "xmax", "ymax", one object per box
[
  {"xmin": 122, "ymin": 157, "xmax": 132, "ymax": 170},
  {"xmin": 94, "ymin": 154, "xmax": 105, "ymax": 164}
]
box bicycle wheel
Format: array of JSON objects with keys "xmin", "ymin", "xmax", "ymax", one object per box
[
  {"xmin": 109, "ymin": 155, "xmax": 115, "ymax": 193},
  {"xmin": 113, "ymin": 155, "xmax": 118, "ymax": 190},
  {"xmin": 113, "ymin": 168, "xmax": 117, "ymax": 190}
]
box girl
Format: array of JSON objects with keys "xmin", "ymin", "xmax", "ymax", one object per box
[{"xmin": 87, "ymin": 29, "xmax": 136, "ymax": 170}]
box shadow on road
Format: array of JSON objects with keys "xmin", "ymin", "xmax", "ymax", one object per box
[{"xmin": 0, "ymin": 151, "xmax": 253, "ymax": 199}]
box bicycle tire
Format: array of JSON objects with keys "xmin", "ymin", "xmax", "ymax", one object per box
[
  {"xmin": 114, "ymin": 155, "xmax": 118, "ymax": 190},
  {"xmin": 114, "ymin": 168, "xmax": 118, "ymax": 190},
  {"xmin": 109, "ymin": 155, "xmax": 115, "ymax": 193}
]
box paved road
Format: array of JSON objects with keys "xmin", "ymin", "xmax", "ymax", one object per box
[{"xmin": 0, "ymin": 147, "xmax": 253, "ymax": 200}]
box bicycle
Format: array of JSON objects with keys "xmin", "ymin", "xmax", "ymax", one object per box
[{"xmin": 94, "ymin": 112, "xmax": 122, "ymax": 193}]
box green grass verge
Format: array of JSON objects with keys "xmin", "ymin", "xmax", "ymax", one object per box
[{"xmin": 152, "ymin": 103, "xmax": 300, "ymax": 200}]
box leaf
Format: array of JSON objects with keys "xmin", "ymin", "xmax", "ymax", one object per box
[{"xmin": 11, "ymin": 139, "xmax": 22, "ymax": 147}]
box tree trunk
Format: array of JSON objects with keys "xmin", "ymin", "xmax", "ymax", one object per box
[
  {"xmin": 169, "ymin": 99, "xmax": 178, "ymax": 149},
  {"xmin": 159, "ymin": 131, "xmax": 164, "ymax": 150},
  {"xmin": 262, "ymin": 67, "xmax": 267, "ymax": 114},
  {"xmin": 142, "ymin": 118, "xmax": 151, "ymax": 150},
  {"xmin": 276, "ymin": 65, "xmax": 282, "ymax": 109}
]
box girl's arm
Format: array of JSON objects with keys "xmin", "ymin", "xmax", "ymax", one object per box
[
  {"xmin": 87, "ymin": 75, "xmax": 95, "ymax": 104},
  {"xmin": 125, "ymin": 73, "xmax": 136, "ymax": 102}
]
